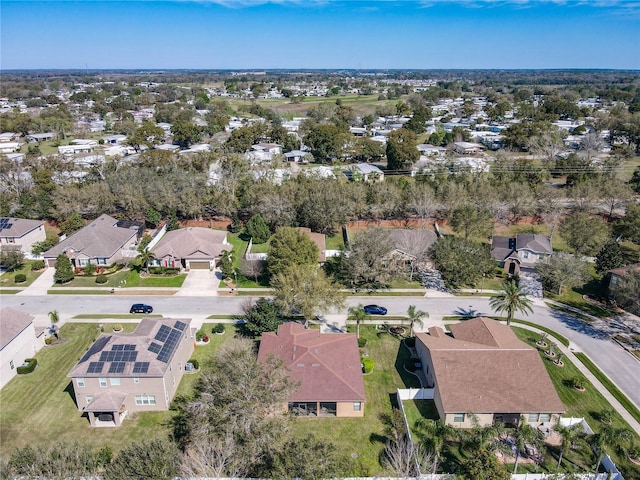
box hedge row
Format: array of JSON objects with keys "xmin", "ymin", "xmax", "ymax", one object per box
[{"xmin": 17, "ymin": 358, "xmax": 37, "ymax": 374}]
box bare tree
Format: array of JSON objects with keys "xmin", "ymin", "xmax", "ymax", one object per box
[
  {"xmin": 409, "ymin": 184, "xmax": 438, "ymax": 228},
  {"xmin": 527, "ymin": 131, "xmax": 565, "ymax": 165},
  {"xmin": 383, "ymin": 436, "xmax": 436, "ymax": 477},
  {"xmin": 239, "ymin": 256, "xmax": 264, "ymax": 283},
  {"xmin": 579, "ymin": 132, "xmax": 604, "ymax": 163}
]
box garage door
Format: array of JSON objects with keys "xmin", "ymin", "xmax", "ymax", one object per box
[{"xmin": 189, "ymin": 261, "xmax": 210, "ymax": 270}]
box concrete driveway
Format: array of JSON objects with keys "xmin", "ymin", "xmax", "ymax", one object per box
[{"xmin": 175, "ymin": 269, "xmax": 219, "ymax": 296}]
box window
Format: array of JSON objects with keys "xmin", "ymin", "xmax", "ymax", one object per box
[
  {"xmin": 99, "ymin": 378, "xmax": 107, "ymax": 387},
  {"xmin": 135, "ymin": 395, "xmax": 156, "ymax": 405},
  {"xmin": 110, "ymin": 378, "xmax": 120, "ymax": 386},
  {"xmin": 453, "ymin": 413, "xmax": 465, "ymax": 423},
  {"xmin": 10, "ymin": 360, "xmax": 14, "ymax": 370},
  {"xmin": 523, "ymin": 251, "xmax": 529, "ymax": 259},
  {"xmin": 353, "ymin": 402, "xmax": 362, "ymax": 411},
  {"xmin": 7, "ymin": 238, "xmax": 15, "ymax": 244},
  {"xmin": 86, "ymin": 395, "xmax": 94, "ymax": 404},
  {"xmin": 78, "ymin": 259, "xmax": 87, "ymax": 267},
  {"xmin": 528, "ymin": 413, "xmax": 539, "ymax": 423},
  {"xmin": 77, "ymin": 378, "xmax": 85, "ymax": 387},
  {"xmin": 97, "ymin": 258, "xmax": 107, "ymax": 265},
  {"xmin": 539, "ymin": 413, "xmax": 551, "ymax": 423},
  {"xmin": 133, "ymin": 377, "xmax": 140, "ymax": 384}
]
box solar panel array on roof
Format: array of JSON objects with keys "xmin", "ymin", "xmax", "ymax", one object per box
[
  {"xmin": 148, "ymin": 342, "xmax": 162, "ymax": 354},
  {"xmin": 174, "ymin": 320, "xmax": 187, "ymax": 332},
  {"xmin": 132, "ymin": 362, "xmax": 150, "ymax": 374},
  {"xmin": 99, "ymin": 350, "xmax": 138, "ymax": 362},
  {"xmin": 113, "ymin": 344, "xmax": 125, "ymax": 351},
  {"xmin": 157, "ymin": 329, "xmax": 181, "ymax": 363},
  {"xmin": 155, "ymin": 325, "xmax": 171, "ymax": 342},
  {"xmin": 109, "ymin": 361, "xmax": 126, "ymax": 374},
  {"xmin": 0, "ymin": 218, "xmax": 13, "ymax": 230},
  {"xmin": 87, "ymin": 362, "xmax": 104, "ymax": 374},
  {"xmin": 124, "ymin": 344, "xmax": 135, "ymax": 351},
  {"xmin": 80, "ymin": 336, "xmax": 110, "ymax": 363}
]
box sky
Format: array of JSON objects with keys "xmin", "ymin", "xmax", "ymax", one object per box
[{"xmin": 1, "ymin": 0, "xmax": 639, "ymax": 70}]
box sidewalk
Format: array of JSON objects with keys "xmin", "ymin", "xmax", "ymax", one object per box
[{"xmin": 512, "ymin": 321, "xmax": 640, "ymax": 436}]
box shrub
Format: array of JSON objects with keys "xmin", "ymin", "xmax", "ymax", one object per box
[
  {"xmin": 113, "ymin": 324, "xmax": 123, "ymax": 332},
  {"xmin": 149, "ymin": 266, "xmax": 166, "ymax": 275},
  {"xmin": 164, "ymin": 268, "xmax": 180, "ymax": 276},
  {"xmin": 83, "ymin": 264, "xmax": 97, "ymax": 275},
  {"xmin": 17, "ymin": 358, "xmax": 37, "ymax": 374},
  {"xmin": 361, "ymin": 356, "xmax": 374, "ymax": 374},
  {"xmin": 30, "ymin": 260, "xmax": 45, "ymax": 271},
  {"xmin": 571, "ymin": 376, "xmax": 586, "ymax": 390},
  {"xmin": 45, "ymin": 337, "xmax": 53, "ymax": 345},
  {"xmin": 95, "ymin": 274, "xmax": 108, "ymax": 284},
  {"xmin": 195, "ymin": 329, "xmax": 206, "ymax": 341},
  {"xmin": 212, "ymin": 323, "xmax": 225, "ymax": 334},
  {"xmin": 357, "ymin": 337, "xmax": 367, "ymax": 348},
  {"xmin": 14, "ymin": 273, "xmax": 27, "ymax": 283},
  {"xmin": 404, "ymin": 337, "xmax": 416, "ymax": 348},
  {"xmin": 188, "ymin": 358, "xmax": 200, "ymax": 370}
]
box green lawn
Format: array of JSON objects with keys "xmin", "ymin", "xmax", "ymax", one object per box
[
  {"xmin": 289, "ymin": 325, "xmax": 418, "ymax": 476},
  {"xmin": 0, "ymin": 260, "xmax": 44, "ymax": 287},
  {"xmin": 53, "ymin": 269, "xmax": 186, "ymax": 288},
  {"xmin": 512, "ymin": 327, "xmax": 640, "ymax": 477},
  {"xmin": 0, "ymin": 322, "xmax": 236, "ymax": 463},
  {"xmin": 325, "ymin": 233, "xmax": 345, "ymax": 251}
]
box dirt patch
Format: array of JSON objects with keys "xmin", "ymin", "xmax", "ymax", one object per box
[{"xmin": 180, "ymin": 219, "xmax": 231, "ymax": 229}]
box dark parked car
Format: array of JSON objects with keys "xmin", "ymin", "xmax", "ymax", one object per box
[
  {"xmin": 130, "ymin": 303, "xmax": 153, "ymax": 314},
  {"xmin": 363, "ymin": 304, "xmax": 387, "ymax": 315}
]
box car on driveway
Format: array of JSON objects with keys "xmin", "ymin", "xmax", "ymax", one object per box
[
  {"xmin": 363, "ymin": 304, "xmax": 387, "ymax": 315},
  {"xmin": 130, "ymin": 303, "xmax": 153, "ymax": 314}
]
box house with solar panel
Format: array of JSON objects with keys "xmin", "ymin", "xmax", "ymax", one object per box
[
  {"xmin": 0, "ymin": 217, "xmax": 46, "ymax": 254},
  {"xmin": 68, "ymin": 318, "xmax": 194, "ymax": 427}
]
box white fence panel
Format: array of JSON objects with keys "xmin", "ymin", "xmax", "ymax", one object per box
[{"xmin": 397, "ymin": 388, "xmax": 434, "ymax": 400}]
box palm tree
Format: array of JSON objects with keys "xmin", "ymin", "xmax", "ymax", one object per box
[
  {"xmin": 592, "ymin": 424, "xmax": 633, "ymax": 473},
  {"xmin": 414, "ymin": 418, "xmax": 456, "ymax": 470},
  {"xmin": 347, "ymin": 304, "xmax": 367, "ymax": 339},
  {"xmin": 513, "ymin": 417, "xmax": 543, "ymax": 474},
  {"xmin": 407, "ymin": 304, "xmax": 429, "ymax": 336},
  {"xmin": 489, "ymin": 279, "xmax": 534, "ymax": 326},
  {"xmin": 555, "ymin": 423, "xmax": 584, "ymax": 468},
  {"xmin": 136, "ymin": 247, "xmax": 156, "ymax": 275},
  {"xmin": 48, "ymin": 310, "xmax": 59, "ymax": 325}
]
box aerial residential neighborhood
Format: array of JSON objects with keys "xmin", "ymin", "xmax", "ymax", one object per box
[{"xmin": 1, "ymin": 0, "xmax": 640, "ymax": 479}]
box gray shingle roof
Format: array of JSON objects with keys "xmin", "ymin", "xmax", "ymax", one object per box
[
  {"xmin": 0, "ymin": 218, "xmax": 44, "ymax": 238},
  {"xmin": 0, "ymin": 307, "xmax": 34, "ymax": 351},
  {"xmin": 152, "ymin": 227, "xmax": 228, "ymax": 260},
  {"xmin": 43, "ymin": 214, "xmax": 137, "ymax": 260}
]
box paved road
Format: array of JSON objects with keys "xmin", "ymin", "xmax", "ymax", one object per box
[{"xmin": 3, "ymin": 293, "xmax": 639, "ymax": 413}]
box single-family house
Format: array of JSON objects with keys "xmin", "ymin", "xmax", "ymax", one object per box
[
  {"xmin": 388, "ymin": 229, "xmax": 438, "ymax": 268},
  {"xmin": 452, "ymin": 141, "xmax": 484, "ymax": 155},
  {"xmin": 43, "ymin": 214, "xmax": 140, "ymax": 268},
  {"xmin": 607, "ymin": 263, "xmax": 640, "ymax": 314},
  {"xmin": 491, "ymin": 234, "xmax": 552, "ymax": 275},
  {"xmin": 415, "ymin": 317, "xmax": 565, "ymax": 428},
  {"xmin": 284, "ymin": 149, "xmax": 309, "ymax": 163},
  {"xmin": 68, "ymin": 318, "xmax": 194, "ymax": 427},
  {"xmin": 257, "ymin": 322, "xmax": 366, "ymax": 417},
  {"xmin": 0, "ymin": 142, "xmax": 24, "ymax": 154},
  {"xmin": 151, "ymin": 227, "xmax": 229, "ymax": 270},
  {"xmin": 0, "ymin": 308, "xmax": 46, "ymax": 389},
  {"xmin": 102, "ymin": 134, "xmax": 127, "ymax": 145},
  {"xmin": 344, "ymin": 163, "xmax": 384, "ymax": 182},
  {"xmin": 0, "ymin": 217, "xmax": 46, "ymax": 254},
  {"xmin": 0, "ymin": 132, "xmax": 19, "ymax": 143},
  {"xmin": 26, "ymin": 132, "xmax": 56, "ymax": 143},
  {"xmin": 417, "ymin": 144, "xmax": 447, "ymax": 157}
]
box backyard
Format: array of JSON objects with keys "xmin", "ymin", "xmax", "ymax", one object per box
[{"xmin": 0, "ymin": 322, "xmax": 232, "ymax": 461}]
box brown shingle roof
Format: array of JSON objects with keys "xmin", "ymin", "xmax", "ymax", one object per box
[
  {"xmin": 258, "ymin": 322, "xmax": 365, "ymax": 402},
  {"xmin": 417, "ymin": 318, "xmax": 564, "ymax": 415},
  {"xmin": 297, "ymin": 227, "xmax": 326, "ymax": 263},
  {"xmin": 0, "ymin": 307, "xmax": 34, "ymax": 351},
  {"xmin": 152, "ymin": 227, "xmax": 228, "ymax": 260}
]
